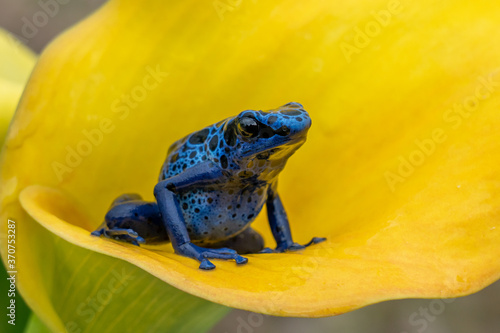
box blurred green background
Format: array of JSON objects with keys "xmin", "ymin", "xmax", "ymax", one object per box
[{"xmin": 0, "ymin": 1, "xmax": 498, "ymax": 332}]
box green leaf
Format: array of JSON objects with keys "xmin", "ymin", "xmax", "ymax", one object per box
[
  {"xmin": 23, "ymin": 220, "xmax": 229, "ymax": 333},
  {"xmin": 24, "ymin": 314, "xmax": 52, "ymax": 333},
  {"xmin": 1, "ymin": 260, "xmax": 31, "ymax": 333}
]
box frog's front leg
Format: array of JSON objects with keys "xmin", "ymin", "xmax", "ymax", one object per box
[
  {"xmin": 154, "ymin": 161, "xmax": 248, "ymax": 270},
  {"xmin": 263, "ymin": 187, "xmax": 326, "ymax": 253}
]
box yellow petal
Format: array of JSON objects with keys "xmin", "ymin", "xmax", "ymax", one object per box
[
  {"xmin": 0, "ymin": 78, "xmax": 24, "ymax": 142},
  {"xmin": 0, "ymin": 27, "xmax": 36, "ymax": 144},
  {"xmin": 0, "ymin": 27, "xmax": 36, "ymax": 85},
  {"xmin": 2, "ymin": 0, "xmax": 500, "ymax": 321}
]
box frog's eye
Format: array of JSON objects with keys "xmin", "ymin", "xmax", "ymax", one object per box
[{"xmin": 237, "ymin": 117, "xmax": 259, "ymax": 138}]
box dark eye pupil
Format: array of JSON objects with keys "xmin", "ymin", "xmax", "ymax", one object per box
[{"xmin": 238, "ymin": 117, "xmax": 259, "ymax": 137}]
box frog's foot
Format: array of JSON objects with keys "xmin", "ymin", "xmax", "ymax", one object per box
[
  {"xmin": 259, "ymin": 244, "xmax": 303, "ymax": 253},
  {"xmin": 92, "ymin": 227, "xmax": 146, "ymax": 246},
  {"xmin": 260, "ymin": 237, "xmax": 327, "ymax": 253},
  {"xmin": 303, "ymin": 237, "xmax": 327, "ymax": 247},
  {"xmin": 90, "ymin": 221, "xmax": 107, "ymax": 236},
  {"xmin": 177, "ymin": 242, "xmax": 248, "ymax": 270}
]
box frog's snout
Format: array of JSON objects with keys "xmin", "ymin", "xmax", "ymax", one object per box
[{"xmin": 277, "ymin": 103, "xmax": 312, "ymax": 139}]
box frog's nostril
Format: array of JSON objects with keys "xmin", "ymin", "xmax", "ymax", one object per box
[{"xmin": 275, "ymin": 125, "xmax": 290, "ymax": 136}]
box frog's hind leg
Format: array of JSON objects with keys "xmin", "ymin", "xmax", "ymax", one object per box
[
  {"xmin": 207, "ymin": 227, "xmax": 265, "ymax": 254},
  {"xmin": 108, "ymin": 193, "xmax": 144, "ymax": 208},
  {"xmin": 91, "ymin": 195, "xmax": 169, "ymax": 246},
  {"xmin": 91, "ymin": 193, "xmax": 145, "ymax": 243}
]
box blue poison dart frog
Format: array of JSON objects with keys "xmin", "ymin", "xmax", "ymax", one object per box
[{"xmin": 91, "ymin": 102, "xmax": 326, "ymax": 270}]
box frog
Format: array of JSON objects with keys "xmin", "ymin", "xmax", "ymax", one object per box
[{"xmin": 91, "ymin": 102, "xmax": 326, "ymax": 269}]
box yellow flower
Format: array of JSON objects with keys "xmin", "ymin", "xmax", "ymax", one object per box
[
  {"xmin": 2, "ymin": 0, "xmax": 500, "ymax": 331},
  {"xmin": 0, "ymin": 28, "xmax": 36, "ymax": 144}
]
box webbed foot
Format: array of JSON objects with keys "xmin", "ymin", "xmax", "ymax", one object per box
[
  {"xmin": 260, "ymin": 237, "xmax": 327, "ymax": 253},
  {"xmin": 92, "ymin": 227, "xmax": 146, "ymax": 246},
  {"xmin": 177, "ymin": 242, "xmax": 248, "ymax": 270},
  {"xmin": 303, "ymin": 237, "xmax": 327, "ymax": 247}
]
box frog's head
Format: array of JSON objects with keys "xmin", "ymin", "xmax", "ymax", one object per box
[{"xmin": 222, "ymin": 102, "xmax": 311, "ymax": 177}]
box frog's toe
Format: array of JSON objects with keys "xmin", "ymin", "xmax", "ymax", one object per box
[
  {"xmin": 104, "ymin": 228, "xmax": 136, "ymax": 237},
  {"xmin": 201, "ymin": 249, "xmax": 248, "ymax": 264},
  {"xmin": 103, "ymin": 228, "xmax": 146, "ymax": 245},
  {"xmin": 235, "ymin": 256, "xmax": 248, "ymax": 265},
  {"xmin": 259, "ymin": 247, "xmax": 275, "ymax": 253},
  {"xmin": 279, "ymin": 242, "xmax": 305, "ymax": 252},
  {"xmin": 91, "ymin": 228, "xmax": 105, "ymax": 237},
  {"xmin": 177, "ymin": 243, "xmax": 248, "ymax": 268},
  {"xmin": 304, "ymin": 237, "xmax": 327, "ymax": 247},
  {"xmin": 199, "ymin": 259, "xmax": 216, "ymax": 270},
  {"xmin": 91, "ymin": 221, "xmax": 108, "ymax": 237},
  {"xmin": 275, "ymin": 238, "xmax": 326, "ymax": 252}
]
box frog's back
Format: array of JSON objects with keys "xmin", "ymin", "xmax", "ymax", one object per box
[{"xmin": 159, "ymin": 119, "xmax": 227, "ymax": 181}]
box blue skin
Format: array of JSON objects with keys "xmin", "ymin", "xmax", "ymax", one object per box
[{"xmin": 92, "ymin": 102, "xmax": 325, "ymax": 269}]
